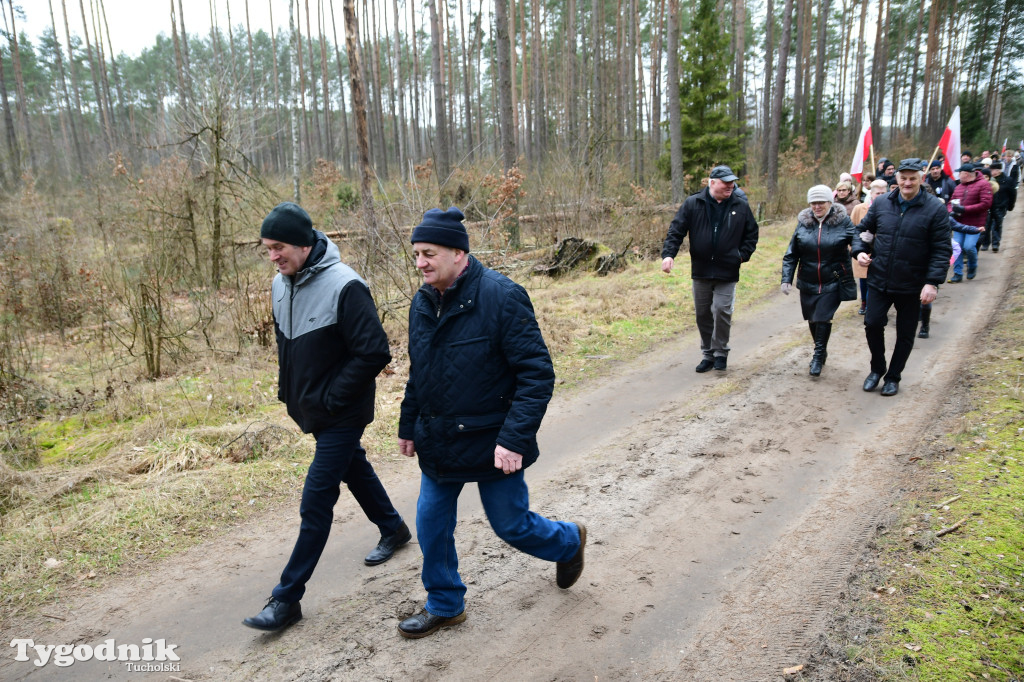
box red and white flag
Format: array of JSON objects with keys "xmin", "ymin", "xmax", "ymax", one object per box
[
  {"xmin": 1002, "ymin": 138, "xmax": 1008, "ymax": 155},
  {"xmin": 850, "ymin": 114, "xmax": 872, "ymax": 183},
  {"xmin": 938, "ymin": 106, "xmax": 961, "ymax": 177}
]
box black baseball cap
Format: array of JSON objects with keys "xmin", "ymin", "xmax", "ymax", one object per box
[
  {"xmin": 709, "ymin": 165, "xmax": 739, "ymax": 182},
  {"xmin": 954, "ymin": 162, "xmax": 976, "ymax": 173}
]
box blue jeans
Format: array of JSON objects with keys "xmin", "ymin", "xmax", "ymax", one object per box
[
  {"xmin": 415, "ymin": 471, "xmax": 581, "ymax": 617},
  {"xmin": 272, "ymin": 426, "xmax": 404, "ymax": 603},
  {"xmin": 952, "ymin": 231, "xmax": 979, "ymax": 276}
]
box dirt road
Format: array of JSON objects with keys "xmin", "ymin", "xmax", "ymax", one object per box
[{"xmin": 5, "ymin": 213, "xmax": 1019, "ymax": 681}]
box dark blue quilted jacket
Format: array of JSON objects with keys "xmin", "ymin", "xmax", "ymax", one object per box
[{"xmin": 398, "ymin": 256, "xmax": 554, "ymax": 482}]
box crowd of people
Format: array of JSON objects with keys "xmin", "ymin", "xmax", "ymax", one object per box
[{"xmin": 239, "ymin": 145, "xmax": 1016, "ymax": 640}]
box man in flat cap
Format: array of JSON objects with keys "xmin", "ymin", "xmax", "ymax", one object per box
[
  {"xmin": 396, "ymin": 206, "xmax": 586, "ymax": 639},
  {"xmin": 243, "ymin": 201, "xmax": 410, "ymax": 632},
  {"xmin": 852, "ymin": 159, "xmax": 951, "ymax": 397},
  {"xmin": 661, "ymin": 165, "xmax": 760, "ymax": 372}
]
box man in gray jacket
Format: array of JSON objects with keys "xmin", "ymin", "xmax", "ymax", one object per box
[{"xmin": 243, "ymin": 202, "xmax": 410, "ymax": 632}]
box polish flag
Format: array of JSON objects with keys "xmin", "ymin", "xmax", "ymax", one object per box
[
  {"xmin": 850, "ymin": 115, "xmax": 872, "ymax": 183},
  {"xmin": 938, "ymin": 107, "xmax": 961, "ymax": 177},
  {"xmin": 1002, "ymin": 138, "xmax": 1007, "ymax": 155}
]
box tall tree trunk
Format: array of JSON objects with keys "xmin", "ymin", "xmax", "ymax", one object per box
[
  {"xmin": 49, "ymin": 0, "xmax": 84, "ymax": 173},
  {"xmin": 329, "ymin": 0, "xmax": 352, "ymax": 175},
  {"xmin": 428, "ymin": 0, "xmax": 450, "ymax": 187},
  {"xmin": 494, "ymin": 0, "xmax": 516, "ymax": 171},
  {"xmin": 5, "ymin": 1, "xmax": 37, "ymax": 172},
  {"xmin": 812, "ymin": 0, "xmax": 830, "ymax": 162},
  {"xmin": 667, "ymin": 0, "xmax": 683, "ymax": 202},
  {"xmin": 733, "ymin": 0, "xmax": 745, "ymax": 166},
  {"xmin": 791, "ymin": 0, "xmax": 804, "ymax": 136},
  {"xmin": 343, "ymin": 0, "xmax": 379, "ymax": 237},
  {"xmin": 851, "ymin": 0, "xmax": 867, "ymax": 144},
  {"xmin": 567, "ymin": 0, "xmax": 578, "ymax": 149},
  {"xmin": 294, "ymin": 0, "xmax": 312, "ymax": 166},
  {"xmin": 904, "ymin": 0, "xmax": 925, "ymax": 135},
  {"xmin": 410, "ymin": 0, "xmax": 422, "ymax": 160},
  {"xmin": 289, "ymin": 0, "xmax": 302, "ymax": 201},
  {"xmin": 244, "ymin": 0, "xmax": 261, "ymax": 168},
  {"xmin": 318, "ymin": 0, "xmax": 333, "ymax": 159},
  {"xmin": 99, "ymin": 0, "xmax": 128, "ymax": 141},
  {"xmin": 78, "ymin": 0, "xmax": 113, "ymax": 150},
  {"xmin": 304, "ymin": 0, "xmax": 324, "ymax": 159},
  {"xmin": 458, "ymin": 0, "xmax": 474, "ymax": 160},
  {"xmin": 391, "ymin": 0, "xmax": 406, "ymax": 176},
  {"xmin": 532, "ymin": 0, "xmax": 545, "ymax": 163},
  {"xmin": 0, "ymin": 32, "xmax": 19, "ymax": 179},
  {"xmin": 366, "ymin": 0, "xmax": 389, "ymax": 178},
  {"xmin": 767, "ymin": 0, "xmax": 795, "ymax": 193},
  {"xmin": 760, "ymin": 0, "xmax": 775, "ymax": 172},
  {"xmin": 269, "ymin": 0, "xmax": 285, "ymax": 172},
  {"xmin": 921, "ymin": 0, "xmax": 940, "ymax": 134}
]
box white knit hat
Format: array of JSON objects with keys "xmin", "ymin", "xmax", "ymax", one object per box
[{"xmin": 807, "ymin": 185, "xmax": 833, "ymax": 203}]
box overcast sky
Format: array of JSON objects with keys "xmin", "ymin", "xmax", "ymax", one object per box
[{"xmin": 15, "ymin": 0, "xmax": 282, "ymax": 58}]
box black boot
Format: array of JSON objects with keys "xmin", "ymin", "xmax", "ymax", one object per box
[
  {"xmin": 918, "ymin": 305, "xmax": 931, "ymax": 339},
  {"xmin": 809, "ymin": 322, "xmax": 831, "ymax": 376}
]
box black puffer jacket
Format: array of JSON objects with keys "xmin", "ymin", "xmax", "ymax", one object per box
[
  {"xmin": 852, "ymin": 188, "xmax": 952, "ymax": 293},
  {"xmin": 661, "ymin": 187, "xmax": 759, "ymax": 282},
  {"xmin": 398, "ymin": 256, "xmax": 554, "ymax": 483},
  {"xmin": 781, "ymin": 203, "xmax": 856, "ymax": 294}
]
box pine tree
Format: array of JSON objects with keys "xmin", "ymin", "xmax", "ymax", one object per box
[{"xmin": 677, "ymin": 0, "xmax": 742, "ymax": 192}]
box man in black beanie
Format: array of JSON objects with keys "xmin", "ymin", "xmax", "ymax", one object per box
[
  {"xmin": 243, "ymin": 202, "xmax": 411, "ymax": 631},
  {"xmin": 396, "ymin": 206, "xmax": 586, "ymax": 639}
]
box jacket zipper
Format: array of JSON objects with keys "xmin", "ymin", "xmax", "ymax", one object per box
[{"xmin": 816, "ymin": 221, "xmax": 823, "ymax": 293}]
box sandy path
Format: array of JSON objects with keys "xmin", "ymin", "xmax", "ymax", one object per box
[{"xmin": 5, "ymin": 212, "xmax": 1018, "ymax": 682}]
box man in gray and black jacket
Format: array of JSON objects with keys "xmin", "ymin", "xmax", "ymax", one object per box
[{"xmin": 242, "ymin": 202, "xmax": 410, "ymax": 632}]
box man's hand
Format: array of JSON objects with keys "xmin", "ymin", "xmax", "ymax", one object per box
[
  {"xmin": 780, "ymin": 282, "xmax": 792, "ymax": 295},
  {"xmin": 857, "ymin": 252, "xmax": 872, "ymax": 267},
  {"xmin": 920, "ymin": 284, "xmax": 937, "ymax": 305},
  {"xmin": 494, "ymin": 445, "xmax": 523, "ymax": 474},
  {"xmin": 399, "ymin": 438, "xmax": 417, "ymax": 457},
  {"xmin": 661, "ymin": 256, "xmax": 674, "ymax": 274}
]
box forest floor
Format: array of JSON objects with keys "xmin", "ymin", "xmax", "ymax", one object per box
[{"xmin": 3, "ymin": 213, "xmax": 1020, "ymax": 682}]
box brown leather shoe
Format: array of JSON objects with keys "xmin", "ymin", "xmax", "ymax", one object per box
[
  {"xmin": 556, "ymin": 522, "xmax": 587, "ymax": 589},
  {"xmin": 397, "ymin": 608, "xmax": 466, "ymax": 639}
]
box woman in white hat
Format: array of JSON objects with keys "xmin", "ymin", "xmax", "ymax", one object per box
[{"xmin": 780, "ymin": 185, "xmax": 857, "ymax": 376}]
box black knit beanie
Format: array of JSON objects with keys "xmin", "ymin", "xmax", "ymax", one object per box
[
  {"xmin": 260, "ymin": 202, "xmax": 316, "ymax": 246},
  {"xmin": 410, "ymin": 207, "xmax": 470, "ymax": 252}
]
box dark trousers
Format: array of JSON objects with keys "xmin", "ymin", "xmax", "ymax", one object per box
[
  {"xmin": 981, "ymin": 207, "xmax": 1007, "ymax": 248},
  {"xmin": 272, "ymin": 425, "xmax": 403, "ymax": 603},
  {"xmin": 864, "ymin": 287, "xmax": 922, "ymax": 383}
]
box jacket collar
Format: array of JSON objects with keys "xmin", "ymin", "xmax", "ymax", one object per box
[{"xmin": 291, "ymin": 230, "xmax": 340, "ymax": 287}]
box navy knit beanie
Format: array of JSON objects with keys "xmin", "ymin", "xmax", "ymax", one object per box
[
  {"xmin": 260, "ymin": 202, "xmax": 316, "ymax": 246},
  {"xmin": 410, "ymin": 206, "xmax": 470, "ymax": 253}
]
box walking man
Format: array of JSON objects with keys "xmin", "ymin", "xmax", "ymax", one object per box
[
  {"xmin": 397, "ymin": 207, "xmax": 585, "ymax": 639},
  {"xmin": 244, "ymin": 202, "xmax": 410, "ymax": 631},
  {"xmin": 853, "ymin": 160, "xmax": 952, "ymax": 397},
  {"xmin": 661, "ymin": 165, "xmax": 760, "ymax": 372}
]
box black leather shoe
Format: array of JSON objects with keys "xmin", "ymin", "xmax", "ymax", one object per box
[
  {"xmin": 881, "ymin": 380, "xmax": 899, "ymax": 396},
  {"xmin": 365, "ymin": 521, "xmax": 412, "ymax": 566},
  {"xmin": 243, "ymin": 597, "xmax": 302, "ymax": 631},
  {"xmin": 713, "ymin": 356, "xmax": 727, "ymax": 371},
  {"xmin": 863, "ymin": 372, "xmax": 882, "ymax": 392},
  {"xmin": 556, "ymin": 522, "xmax": 587, "ymax": 589},
  {"xmin": 695, "ymin": 358, "xmax": 714, "ymax": 373},
  {"xmin": 398, "ymin": 609, "xmax": 466, "ymax": 639}
]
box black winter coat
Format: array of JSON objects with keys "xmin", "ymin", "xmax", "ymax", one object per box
[
  {"xmin": 272, "ymin": 232, "xmax": 392, "ymax": 434},
  {"xmin": 398, "ymin": 256, "xmax": 554, "ymax": 483},
  {"xmin": 781, "ymin": 203, "xmax": 856, "ymax": 294},
  {"xmin": 661, "ymin": 187, "xmax": 759, "ymax": 282},
  {"xmin": 991, "ymin": 173, "xmax": 1012, "ymax": 211},
  {"xmin": 852, "ymin": 188, "xmax": 952, "ymax": 294}
]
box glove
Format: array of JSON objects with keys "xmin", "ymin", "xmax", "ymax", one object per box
[
  {"xmin": 780, "ymin": 283, "xmax": 792, "ymax": 295},
  {"xmin": 859, "ymin": 230, "xmax": 874, "ymax": 243},
  {"xmin": 951, "ymin": 203, "xmax": 965, "ymax": 218}
]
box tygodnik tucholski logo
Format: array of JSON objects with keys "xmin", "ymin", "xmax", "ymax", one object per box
[{"xmin": 10, "ymin": 638, "xmax": 181, "ymax": 671}]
